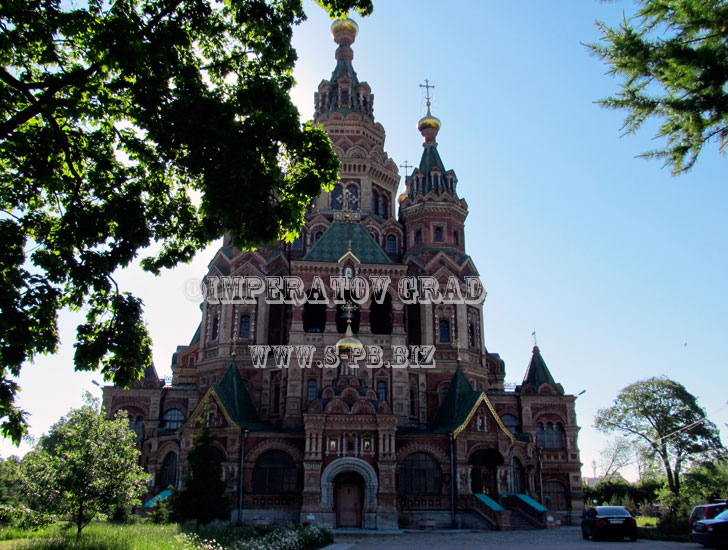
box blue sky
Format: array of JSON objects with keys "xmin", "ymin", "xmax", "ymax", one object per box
[{"xmin": 3, "ymin": 1, "xmax": 726, "ymax": 481}]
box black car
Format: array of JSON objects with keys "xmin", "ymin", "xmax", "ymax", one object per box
[
  {"xmin": 691, "ymin": 509, "xmax": 728, "ymax": 549},
  {"xmin": 581, "ymin": 506, "xmax": 637, "ymax": 541}
]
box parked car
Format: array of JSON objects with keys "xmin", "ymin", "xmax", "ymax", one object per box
[
  {"xmin": 691, "ymin": 509, "xmax": 728, "ymax": 549},
  {"xmin": 581, "ymin": 506, "xmax": 637, "ymax": 542},
  {"xmin": 690, "ymin": 502, "xmax": 728, "ymax": 529}
]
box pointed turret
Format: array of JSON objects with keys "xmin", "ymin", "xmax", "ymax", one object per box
[
  {"xmin": 519, "ymin": 346, "xmax": 564, "ymax": 395},
  {"xmin": 431, "ymin": 362, "xmax": 480, "ymax": 433},
  {"xmin": 213, "ymin": 359, "xmax": 262, "ymax": 429}
]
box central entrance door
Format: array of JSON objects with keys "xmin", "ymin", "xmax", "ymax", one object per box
[
  {"xmin": 470, "ymin": 448, "xmax": 504, "ymax": 497},
  {"xmin": 334, "ymin": 472, "xmax": 364, "ymax": 527}
]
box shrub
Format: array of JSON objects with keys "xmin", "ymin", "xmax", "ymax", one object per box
[{"xmin": 151, "ymin": 499, "xmax": 171, "ymax": 524}]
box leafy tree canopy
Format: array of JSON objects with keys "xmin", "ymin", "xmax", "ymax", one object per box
[
  {"xmin": 588, "ymin": 0, "xmax": 728, "ymax": 173},
  {"xmin": 0, "ymin": 0, "xmax": 372, "ymax": 442},
  {"xmin": 19, "ymin": 395, "xmax": 149, "ymax": 535},
  {"xmin": 595, "ymin": 376, "xmax": 724, "ymax": 498}
]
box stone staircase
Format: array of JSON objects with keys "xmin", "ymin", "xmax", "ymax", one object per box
[{"xmin": 508, "ymin": 510, "xmax": 539, "ymax": 530}]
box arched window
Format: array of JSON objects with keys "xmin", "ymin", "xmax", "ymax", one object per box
[
  {"xmin": 369, "ymin": 292, "xmax": 393, "ymax": 335},
  {"xmin": 371, "ymin": 190, "xmax": 379, "ymax": 215},
  {"xmin": 159, "ymin": 451, "xmax": 178, "ymax": 490},
  {"xmin": 133, "ymin": 415, "xmax": 143, "ymax": 441},
  {"xmin": 331, "ymin": 184, "xmax": 343, "ymax": 210},
  {"xmin": 399, "ymin": 453, "xmax": 442, "ymax": 495},
  {"xmin": 314, "ymin": 231, "xmax": 324, "ymax": 242},
  {"xmin": 415, "ymin": 230, "xmax": 422, "ymax": 244},
  {"xmin": 409, "ymin": 383, "xmax": 418, "ymax": 417},
  {"xmin": 239, "ymin": 315, "xmax": 250, "ymax": 338},
  {"xmin": 163, "ymin": 409, "xmax": 184, "ymax": 430},
  {"xmin": 538, "ymin": 422, "xmax": 564, "ymax": 449},
  {"xmin": 303, "ymin": 289, "xmax": 326, "ymax": 333},
  {"xmin": 434, "ymin": 227, "xmax": 443, "ymax": 242},
  {"xmin": 382, "ymin": 195, "xmax": 389, "ymax": 219},
  {"xmin": 468, "ymin": 322, "xmax": 475, "ymax": 348},
  {"xmin": 454, "ymin": 230, "xmax": 459, "ymax": 245},
  {"xmin": 292, "ymin": 236, "xmax": 303, "ymax": 250},
  {"xmin": 307, "ymin": 379, "xmax": 317, "ymax": 403},
  {"xmin": 386, "ymin": 234, "xmax": 397, "ymax": 254},
  {"xmin": 439, "ymin": 319, "xmax": 451, "ymax": 343},
  {"xmin": 377, "ymin": 380, "xmax": 387, "ymax": 402},
  {"xmin": 252, "ymin": 450, "xmax": 298, "ymax": 493},
  {"xmin": 347, "ymin": 185, "xmax": 359, "ymax": 210},
  {"xmin": 501, "ymin": 414, "xmax": 520, "ymax": 435},
  {"xmin": 210, "ymin": 316, "xmax": 219, "ymax": 341}
]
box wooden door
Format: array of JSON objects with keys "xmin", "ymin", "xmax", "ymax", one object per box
[{"xmin": 336, "ymin": 480, "xmax": 362, "ymax": 527}]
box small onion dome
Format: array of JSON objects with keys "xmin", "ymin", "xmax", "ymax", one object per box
[
  {"xmin": 336, "ymin": 322, "xmax": 363, "ymax": 356},
  {"xmin": 397, "ymin": 191, "xmax": 408, "ymax": 203},
  {"xmin": 417, "ymin": 106, "xmax": 441, "ymax": 133},
  {"xmin": 331, "ymin": 18, "xmax": 358, "ymax": 46}
]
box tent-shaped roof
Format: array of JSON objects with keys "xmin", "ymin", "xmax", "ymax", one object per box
[
  {"xmin": 212, "ymin": 359, "xmax": 263, "ymax": 430},
  {"xmin": 303, "ymin": 222, "xmax": 392, "ymax": 264},
  {"xmin": 522, "ymin": 345, "xmax": 557, "ymax": 388},
  {"xmin": 431, "ymin": 363, "xmax": 514, "ymax": 441}
]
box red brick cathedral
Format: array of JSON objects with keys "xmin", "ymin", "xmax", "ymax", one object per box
[{"xmin": 103, "ymin": 19, "xmax": 584, "ymax": 530}]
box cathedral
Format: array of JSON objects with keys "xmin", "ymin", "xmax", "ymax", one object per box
[{"xmin": 103, "ymin": 18, "xmax": 584, "ymax": 530}]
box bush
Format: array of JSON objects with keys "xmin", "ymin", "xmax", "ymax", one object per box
[
  {"xmin": 657, "ymin": 513, "xmax": 690, "ymax": 535},
  {"xmin": 151, "ymin": 499, "xmax": 171, "ymax": 524},
  {"xmin": 0, "ymin": 504, "xmax": 52, "ymax": 530}
]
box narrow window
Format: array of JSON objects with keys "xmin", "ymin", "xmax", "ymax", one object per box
[
  {"xmin": 315, "ymin": 231, "xmax": 323, "ymax": 242},
  {"xmin": 439, "ymin": 319, "xmax": 450, "ymax": 343},
  {"xmin": 386, "ymin": 235, "xmax": 396, "ymax": 254},
  {"xmin": 377, "ymin": 380, "xmax": 387, "ymax": 402},
  {"xmin": 307, "ymin": 379, "xmax": 317, "ymax": 402},
  {"xmin": 415, "ymin": 230, "xmax": 422, "ymax": 244},
  {"xmin": 454, "ymin": 230, "xmax": 459, "ymax": 246},
  {"xmin": 239, "ymin": 315, "xmax": 250, "ymax": 338},
  {"xmin": 434, "ymin": 227, "xmax": 443, "ymax": 242}
]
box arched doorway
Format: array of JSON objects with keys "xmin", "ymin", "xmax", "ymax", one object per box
[
  {"xmin": 334, "ymin": 472, "xmax": 364, "ymax": 527},
  {"xmin": 470, "ymin": 448, "xmax": 503, "ymax": 497}
]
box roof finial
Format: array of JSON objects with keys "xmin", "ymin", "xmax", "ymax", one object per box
[
  {"xmin": 454, "ymin": 338, "xmax": 463, "ymax": 362},
  {"xmin": 532, "ymin": 329, "xmax": 539, "ymax": 350},
  {"xmin": 230, "ymin": 333, "xmax": 240, "ymax": 358},
  {"xmin": 417, "ymin": 79, "xmax": 441, "ymax": 145}
]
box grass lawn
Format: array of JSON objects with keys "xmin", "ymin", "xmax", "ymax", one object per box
[{"xmin": 0, "ymin": 522, "xmax": 333, "ymax": 550}]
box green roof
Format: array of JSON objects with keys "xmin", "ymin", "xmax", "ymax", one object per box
[
  {"xmin": 431, "ymin": 363, "xmax": 481, "ymax": 435},
  {"xmin": 419, "ymin": 143, "xmax": 447, "ymax": 176},
  {"xmin": 303, "ymin": 222, "xmax": 393, "ymax": 264},
  {"xmin": 213, "ymin": 360, "xmax": 264, "ymax": 430},
  {"xmin": 522, "ymin": 346, "xmax": 557, "ymax": 388}
]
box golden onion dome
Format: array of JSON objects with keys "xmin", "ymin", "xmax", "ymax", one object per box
[
  {"xmin": 331, "ymin": 18, "xmax": 359, "ymax": 43},
  {"xmin": 398, "ymin": 191, "xmax": 408, "ymax": 203},
  {"xmin": 335, "ymin": 321, "xmax": 364, "ymax": 356},
  {"xmin": 417, "ymin": 107, "xmax": 441, "ymax": 132}
]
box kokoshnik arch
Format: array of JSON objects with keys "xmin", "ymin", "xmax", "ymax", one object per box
[{"xmin": 103, "ymin": 18, "xmax": 585, "ymax": 530}]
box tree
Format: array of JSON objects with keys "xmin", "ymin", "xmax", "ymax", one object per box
[
  {"xmin": 170, "ymin": 427, "xmax": 228, "ymax": 531},
  {"xmin": 20, "ymin": 396, "xmax": 148, "ymax": 535},
  {"xmin": 595, "ymin": 377, "xmax": 724, "ymax": 499},
  {"xmin": 598, "ymin": 436, "xmax": 636, "ymax": 480},
  {"xmin": 0, "ymin": 0, "xmax": 373, "ymax": 443},
  {"xmin": 588, "ymin": 0, "xmax": 728, "ymax": 174}
]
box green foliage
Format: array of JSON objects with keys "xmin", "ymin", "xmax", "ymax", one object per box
[
  {"xmin": 0, "ymin": 456, "xmax": 23, "ymax": 506},
  {"xmin": 583, "ymin": 477, "xmax": 661, "ymax": 512},
  {"xmin": 595, "ymin": 377, "xmax": 724, "ymax": 498},
  {"xmin": 20, "ymin": 398, "xmax": 149, "ymax": 535},
  {"xmin": 588, "ymin": 0, "xmax": 728, "ymax": 173},
  {"xmin": 170, "ymin": 427, "xmax": 229, "ymax": 531},
  {"xmin": 0, "ymin": 0, "xmax": 373, "ymax": 443},
  {"xmin": 150, "ymin": 498, "xmax": 170, "ymax": 525},
  {"xmin": 680, "ymin": 456, "xmax": 728, "ymax": 505},
  {"xmin": 15, "ymin": 523, "xmax": 187, "ymax": 550}
]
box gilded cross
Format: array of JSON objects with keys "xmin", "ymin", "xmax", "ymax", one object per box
[
  {"xmin": 419, "ymin": 79, "xmax": 435, "ymax": 103},
  {"xmin": 532, "ymin": 330, "xmax": 537, "ymax": 347},
  {"xmin": 230, "ymin": 333, "xmax": 240, "ymax": 357},
  {"xmin": 342, "ymin": 301, "xmax": 358, "ymax": 321},
  {"xmin": 454, "ymin": 338, "xmax": 463, "ymax": 361},
  {"xmin": 400, "ymin": 160, "xmax": 412, "ymax": 178}
]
